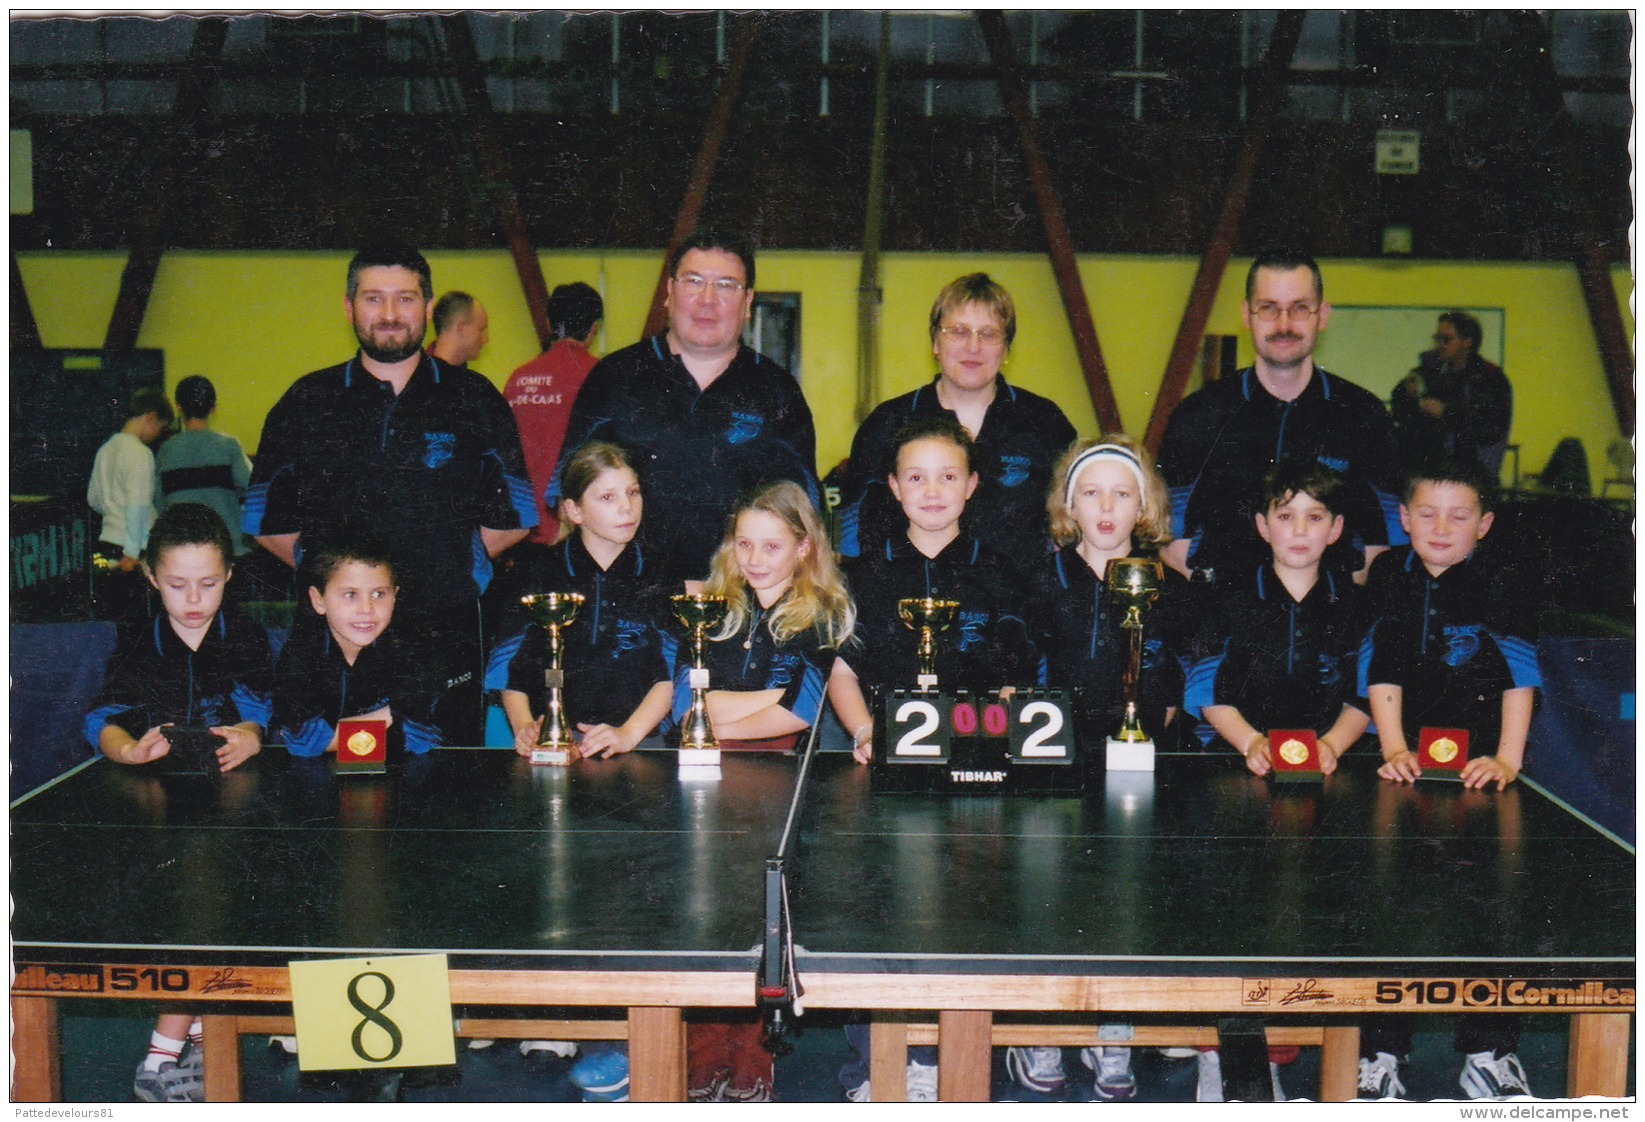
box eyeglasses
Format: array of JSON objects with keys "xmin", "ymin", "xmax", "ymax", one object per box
[
  {"xmin": 1433, "ymin": 332, "xmax": 1459, "ymax": 344},
  {"xmin": 1251, "ymin": 301, "xmax": 1320, "ymax": 322},
  {"xmin": 939, "ymin": 324, "xmax": 1006, "ymax": 345},
  {"xmin": 674, "ymin": 273, "xmax": 746, "ymax": 297}
]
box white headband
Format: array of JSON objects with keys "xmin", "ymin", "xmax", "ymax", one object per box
[{"xmin": 1063, "ymin": 444, "xmax": 1147, "ymax": 508}]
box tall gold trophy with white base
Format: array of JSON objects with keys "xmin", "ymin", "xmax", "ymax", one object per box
[
  {"xmin": 1104, "ymin": 558, "xmax": 1162, "ymax": 772},
  {"xmin": 897, "ymin": 598, "xmax": 960, "ymax": 692},
  {"xmin": 521, "ymin": 592, "xmax": 584, "ymax": 765},
  {"xmin": 673, "ymin": 593, "xmax": 729, "ymax": 767}
]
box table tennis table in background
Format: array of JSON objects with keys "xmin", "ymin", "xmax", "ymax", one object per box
[{"xmin": 11, "ymin": 746, "xmax": 1636, "ymax": 1101}]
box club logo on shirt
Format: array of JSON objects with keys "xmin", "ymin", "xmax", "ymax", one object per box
[
  {"xmin": 726, "ymin": 412, "xmax": 765, "ymax": 445},
  {"xmin": 1316, "ymin": 652, "xmax": 1344, "ymax": 687},
  {"xmin": 766, "ymin": 651, "xmax": 802, "ymax": 687},
  {"xmin": 422, "ymin": 431, "xmax": 457, "ymax": 469},
  {"xmin": 1442, "ymin": 625, "xmax": 1483, "ymax": 667},
  {"xmin": 955, "ymin": 610, "xmax": 989, "ymax": 650},
  {"xmin": 612, "ymin": 620, "xmax": 649, "ymax": 654},
  {"xmin": 997, "ymin": 454, "xmax": 1031, "ymax": 488}
]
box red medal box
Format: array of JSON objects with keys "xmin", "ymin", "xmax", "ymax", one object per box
[
  {"xmin": 1417, "ymin": 727, "xmax": 1469, "ymax": 771},
  {"xmin": 1268, "ymin": 729, "xmax": 1321, "ymax": 782},
  {"xmin": 337, "ymin": 718, "xmax": 388, "ymax": 774}
]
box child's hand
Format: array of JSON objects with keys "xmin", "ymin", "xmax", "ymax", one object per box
[
  {"xmin": 1461, "ymin": 755, "xmax": 1518, "ymax": 791},
  {"xmin": 512, "ymin": 716, "xmax": 545, "ymax": 758},
  {"xmin": 576, "ymin": 722, "xmax": 638, "ymax": 758},
  {"xmin": 1241, "ymin": 733, "xmax": 1271, "ymax": 776},
  {"xmin": 1317, "ymin": 737, "xmax": 1340, "ymax": 776},
  {"xmin": 211, "ymin": 725, "xmax": 261, "ymax": 772},
  {"xmin": 1378, "ymin": 748, "xmax": 1422, "ymax": 783},
  {"xmin": 125, "ymin": 725, "xmax": 174, "ymax": 765}
]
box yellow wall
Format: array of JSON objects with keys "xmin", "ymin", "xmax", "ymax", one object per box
[{"xmin": 16, "ymin": 249, "xmax": 1632, "ymax": 485}]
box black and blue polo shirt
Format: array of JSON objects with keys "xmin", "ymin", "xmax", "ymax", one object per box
[
  {"xmin": 1358, "ymin": 546, "xmax": 1541, "ymax": 753},
  {"xmin": 85, "ymin": 606, "xmax": 274, "ymax": 747},
  {"xmin": 841, "ymin": 530, "xmax": 1040, "ymax": 699},
  {"xmin": 547, "ymin": 335, "xmax": 818, "ymax": 578},
  {"xmin": 271, "ymin": 616, "xmax": 441, "ymax": 756},
  {"xmin": 1156, "ymin": 366, "xmax": 1403, "ymax": 579},
  {"xmin": 243, "ymin": 353, "xmax": 536, "ymax": 609},
  {"xmin": 1185, "ymin": 563, "xmax": 1370, "ymax": 741},
  {"xmin": 668, "ymin": 587, "xmax": 836, "ymax": 729},
  {"xmin": 488, "ymin": 533, "xmax": 674, "ymax": 731},
  {"xmin": 837, "ymin": 374, "xmax": 1076, "ymax": 568}
]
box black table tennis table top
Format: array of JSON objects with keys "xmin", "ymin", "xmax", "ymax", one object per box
[
  {"xmin": 785, "ymin": 754, "xmax": 1635, "ymax": 980},
  {"xmin": 10, "ymin": 748, "xmax": 1635, "ymax": 983}
]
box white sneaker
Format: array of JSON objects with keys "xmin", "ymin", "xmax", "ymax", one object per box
[
  {"xmin": 1006, "ymin": 1045, "xmax": 1066, "ymax": 1093},
  {"xmin": 1080, "ymin": 1045, "xmax": 1136, "ymax": 1100},
  {"xmin": 1460, "ymin": 1050, "xmax": 1531, "ymax": 1099},
  {"xmin": 520, "ymin": 1039, "xmax": 579, "ymax": 1058},
  {"xmin": 1358, "ymin": 1051, "xmax": 1406, "ymax": 1099},
  {"xmin": 906, "ymin": 1060, "xmax": 938, "ymax": 1102}
]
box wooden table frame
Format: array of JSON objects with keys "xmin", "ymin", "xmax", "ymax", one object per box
[
  {"xmin": 10, "ymin": 965, "xmax": 752, "ymax": 1103},
  {"xmin": 13, "ymin": 964, "xmax": 1631, "ymax": 1102},
  {"xmin": 799, "ymin": 970, "xmax": 1634, "ymax": 1102}
]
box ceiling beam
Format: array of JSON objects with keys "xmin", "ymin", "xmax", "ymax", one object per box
[
  {"xmin": 102, "ymin": 17, "xmax": 227, "ymax": 353},
  {"xmin": 642, "ymin": 13, "xmax": 762, "ymax": 340},
  {"xmin": 440, "ymin": 14, "xmax": 553, "ymax": 351}
]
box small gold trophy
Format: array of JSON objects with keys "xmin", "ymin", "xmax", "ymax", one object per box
[
  {"xmin": 521, "ymin": 592, "xmax": 585, "ymax": 766},
  {"xmin": 897, "ymin": 598, "xmax": 960, "ymax": 692},
  {"xmin": 1104, "ymin": 557, "xmax": 1163, "ymax": 772},
  {"xmin": 672, "ymin": 592, "xmax": 730, "ymax": 765}
]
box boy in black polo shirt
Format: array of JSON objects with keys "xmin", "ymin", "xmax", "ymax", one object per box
[
  {"xmin": 1357, "ymin": 458, "xmax": 1539, "ymax": 1100},
  {"xmin": 272, "ymin": 535, "xmax": 440, "ymax": 757},
  {"xmin": 1186, "ymin": 462, "xmax": 1371, "ymax": 772}
]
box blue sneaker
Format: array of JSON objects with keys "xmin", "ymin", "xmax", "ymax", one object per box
[{"xmin": 569, "ymin": 1049, "xmax": 629, "ymax": 1102}]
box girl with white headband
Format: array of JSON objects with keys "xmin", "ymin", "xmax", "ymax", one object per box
[{"xmin": 1016, "ymin": 432, "xmax": 1186, "ymax": 1100}]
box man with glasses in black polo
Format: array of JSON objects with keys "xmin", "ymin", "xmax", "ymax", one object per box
[
  {"xmin": 547, "ymin": 230, "xmax": 818, "ymax": 577},
  {"xmin": 1157, "ymin": 250, "xmax": 1402, "ymax": 587}
]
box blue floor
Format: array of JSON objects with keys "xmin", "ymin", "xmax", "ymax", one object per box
[{"xmin": 58, "ymin": 1002, "xmax": 1628, "ymax": 1102}]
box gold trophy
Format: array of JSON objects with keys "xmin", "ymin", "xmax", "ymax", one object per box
[
  {"xmin": 672, "ymin": 592, "xmax": 730, "ymax": 766},
  {"xmin": 897, "ymin": 598, "xmax": 960, "ymax": 692},
  {"xmin": 1104, "ymin": 557, "xmax": 1163, "ymax": 772},
  {"xmin": 521, "ymin": 592, "xmax": 585, "ymax": 765}
]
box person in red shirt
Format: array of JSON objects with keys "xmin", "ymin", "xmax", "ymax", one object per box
[{"xmin": 504, "ymin": 282, "xmax": 604, "ymax": 546}]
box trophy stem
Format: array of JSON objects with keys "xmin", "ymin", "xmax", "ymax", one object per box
[{"xmin": 680, "ymin": 626, "xmax": 719, "ymax": 751}]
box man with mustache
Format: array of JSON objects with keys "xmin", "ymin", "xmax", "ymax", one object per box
[
  {"xmin": 1157, "ymin": 251, "xmax": 1401, "ymax": 587},
  {"xmin": 245, "ymin": 243, "xmax": 535, "ymax": 745}
]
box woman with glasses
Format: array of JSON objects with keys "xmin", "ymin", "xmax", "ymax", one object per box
[{"xmin": 837, "ymin": 272, "xmax": 1076, "ymax": 571}]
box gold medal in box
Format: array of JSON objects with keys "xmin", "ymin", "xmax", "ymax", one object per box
[
  {"xmin": 336, "ymin": 717, "xmax": 388, "ymax": 775},
  {"xmin": 1417, "ymin": 727, "xmax": 1470, "ymax": 774},
  {"xmin": 1268, "ymin": 728, "xmax": 1321, "ymax": 783}
]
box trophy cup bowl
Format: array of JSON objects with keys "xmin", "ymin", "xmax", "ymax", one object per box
[
  {"xmin": 672, "ymin": 593, "xmax": 730, "ymax": 762},
  {"xmin": 1105, "ymin": 556, "xmax": 1162, "ymax": 631},
  {"xmin": 897, "ymin": 597, "xmax": 960, "ymax": 691},
  {"xmin": 1103, "ymin": 558, "xmax": 1164, "ymax": 772},
  {"xmin": 521, "ymin": 592, "xmax": 584, "ymax": 765}
]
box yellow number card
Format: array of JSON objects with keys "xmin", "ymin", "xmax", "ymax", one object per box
[{"xmin": 288, "ymin": 954, "xmax": 456, "ymax": 1071}]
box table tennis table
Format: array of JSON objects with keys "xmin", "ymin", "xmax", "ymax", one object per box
[
  {"xmin": 11, "ymin": 744, "xmax": 1636, "ymax": 1101},
  {"xmin": 775, "ymin": 753, "xmax": 1636, "ymax": 1100}
]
